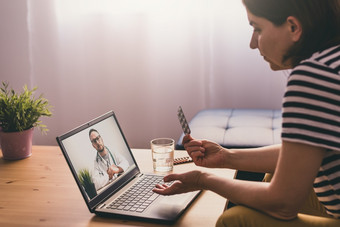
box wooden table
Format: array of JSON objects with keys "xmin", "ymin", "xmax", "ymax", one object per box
[{"xmin": 0, "ymin": 146, "xmax": 235, "ymax": 227}]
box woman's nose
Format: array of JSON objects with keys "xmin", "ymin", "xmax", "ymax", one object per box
[{"xmin": 250, "ymin": 32, "xmax": 258, "ymax": 49}]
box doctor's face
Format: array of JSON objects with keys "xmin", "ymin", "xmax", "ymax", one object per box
[{"xmin": 90, "ymin": 131, "xmax": 105, "ymax": 152}]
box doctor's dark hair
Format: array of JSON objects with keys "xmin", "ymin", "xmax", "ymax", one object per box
[
  {"xmin": 242, "ymin": 0, "xmax": 340, "ymax": 67},
  {"xmin": 89, "ymin": 128, "xmax": 99, "ymax": 138}
]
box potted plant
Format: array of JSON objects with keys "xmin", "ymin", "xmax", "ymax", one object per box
[
  {"xmin": 78, "ymin": 168, "xmax": 97, "ymax": 199},
  {"xmin": 0, "ymin": 81, "xmax": 52, "ymax": 160}
]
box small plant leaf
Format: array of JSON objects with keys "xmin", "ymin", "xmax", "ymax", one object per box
[{"xmin": 0, "ymin": 81, "xmax": 52, "ymax": 133}]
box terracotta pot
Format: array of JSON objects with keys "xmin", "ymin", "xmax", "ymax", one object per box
[{"xmin": 0, "ymin": 128, "xmax": 34, "ymax": 160}]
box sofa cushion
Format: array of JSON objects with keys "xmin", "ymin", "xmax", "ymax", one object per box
[{"xmin": 176, "ymin": 109, "xmax": 282, "ymax": 149}]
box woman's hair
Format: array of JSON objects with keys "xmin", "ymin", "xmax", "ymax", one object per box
[{"xmin": 242, "ymin": 0, "xmax": 340, "ymax": 67}]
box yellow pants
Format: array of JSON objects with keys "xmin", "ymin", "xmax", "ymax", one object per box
[{"xmin": 216, "ymin": 174, "xmax": 340, "ymax": 227}]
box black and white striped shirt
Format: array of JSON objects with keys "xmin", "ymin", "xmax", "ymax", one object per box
[{"xmin": 281, "ymin": 45, "xmax": 340, "ymax": 218}]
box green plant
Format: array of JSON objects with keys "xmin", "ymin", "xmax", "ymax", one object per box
[
  {"xmin": 78, "ymin": 168, "xmax": 94, "ymax": 186},
  {"xmin": 78, "ymin": 168, "xmax": 97, "ymax": 199},
  {"xmin": 0, "ymin": 81, "xmax": 52, "ymax": 133}
]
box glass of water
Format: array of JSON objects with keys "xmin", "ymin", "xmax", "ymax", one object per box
[{"xmin": 151, "ymin": 138, "xmax": 174, "ymax": 172}]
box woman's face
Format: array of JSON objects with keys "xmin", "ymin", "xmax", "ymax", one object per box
[{"xmin": 246, "ymin": 9, "xmax": 296, "ymax": 70}]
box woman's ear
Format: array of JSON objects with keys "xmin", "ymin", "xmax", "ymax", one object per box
[{"xmin": 287, "ymin": 16, "xmax": 302, "ymax": 42}]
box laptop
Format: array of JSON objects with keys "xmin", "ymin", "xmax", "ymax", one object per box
[{"xmin": 56, "ymin": 111, "xmax": 201, "ymax": 224}]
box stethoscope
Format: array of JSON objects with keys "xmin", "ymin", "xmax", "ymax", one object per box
[{"xmin": 96, "ymin": 152, "xmax": 118, "ymax": 178}]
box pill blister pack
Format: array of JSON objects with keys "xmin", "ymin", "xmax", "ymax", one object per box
[
  {"xmin": 177, "ymin": 106, "xmax": 191, "ymax": 135},
  {"xmin": 174, "ymin": 156, "xmax": 193, "ymax": 165}
]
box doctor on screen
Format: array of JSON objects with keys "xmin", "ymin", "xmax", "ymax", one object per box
[{"xmin": 89, "ymin": 128, "xmax": 129, "ymax": 190}]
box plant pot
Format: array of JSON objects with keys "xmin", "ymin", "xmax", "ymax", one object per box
[
  {"xmin": 0, "ymin": 128, "xmax": 34, "ymax": 160},
  {"xmin": 84, "ymin": 183, "xmax": 97, "ymax": 199}
]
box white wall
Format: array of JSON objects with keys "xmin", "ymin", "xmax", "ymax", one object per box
[{"xmin": 0, "ymin": 0, "xmax": 286, "ymax": 148}]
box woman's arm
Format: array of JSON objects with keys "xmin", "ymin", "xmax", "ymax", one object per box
[
  {"xmin": 155, "ymin": 141, "xmax": 325, "ymax": 220},
  {"xmin": 183, "ymin": 135, "xmax": 280, "ymax": 173},
  {"xmin": 202, "ymin": 141, "xmax": 325, "ymax": 220},
  {"xmin": 226, "ymin": 144, "xmax": 280, "ymax": 173}
]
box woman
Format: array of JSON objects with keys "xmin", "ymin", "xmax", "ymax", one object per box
[{"xmin": 153, "ymin": 0, "xmax": 340, "ymax": 226}]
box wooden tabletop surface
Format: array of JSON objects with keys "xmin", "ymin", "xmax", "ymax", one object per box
[{"xmin": 0, "ymin": 146, "xmax": 235, "ymax": 227}]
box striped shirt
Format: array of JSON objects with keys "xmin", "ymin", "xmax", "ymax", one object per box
[{"xmin": 281, "ymin": 45, "xmax": 340, "ymax": 218}]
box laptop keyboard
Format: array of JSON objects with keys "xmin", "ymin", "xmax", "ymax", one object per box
[{"xmin": 106, "ymin": 174, "xmax": 170, "ymax": 213}]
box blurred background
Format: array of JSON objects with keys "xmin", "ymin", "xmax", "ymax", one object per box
[{"xmin": 0, "ymin": 0, "xmax": 287, "ymax": 148}]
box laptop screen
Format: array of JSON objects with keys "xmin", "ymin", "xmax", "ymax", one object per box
[{"xmin": 57, "ymin": 111, "xmax": 140, "ymax": 208}]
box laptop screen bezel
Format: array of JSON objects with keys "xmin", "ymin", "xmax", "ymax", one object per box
[{"xmin": 56, "ymin": 111, "xmax": 141, "ymax": 212}]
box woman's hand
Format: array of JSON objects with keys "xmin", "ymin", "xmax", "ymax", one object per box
[
  {"xmin": 152, "ymin": 170, "xmax": 205, "ymax": 195},
  {"xmin": 182, "ymin": 134, "xmax": 227, "ymax": 168}
]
